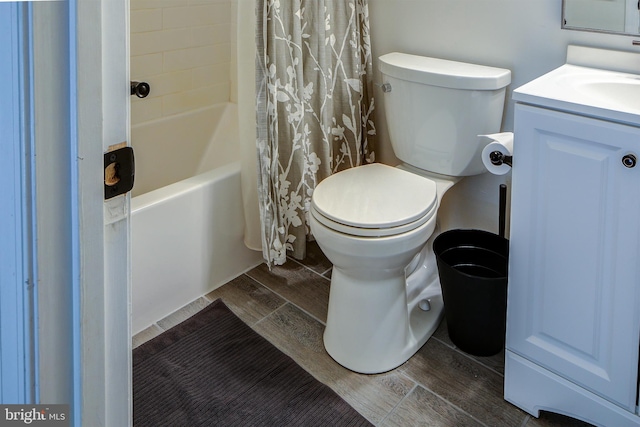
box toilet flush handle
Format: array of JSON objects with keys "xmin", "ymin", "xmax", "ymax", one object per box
[{"xmin": 375, "ymin": 82, "xmax": 392, "ymax": 93}]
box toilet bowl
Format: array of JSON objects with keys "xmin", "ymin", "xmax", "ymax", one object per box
[
  {"xmin": 310, "ymin": 52, "xmax": 511, "ymax": 373},
  {"xmin": 310, "ymin": 163, "xmax": 457, "ymax": 373}
]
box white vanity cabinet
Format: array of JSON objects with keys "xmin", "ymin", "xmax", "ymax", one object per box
[
  {"xmin": 505, "ymin": 46, "xmax": 640, "ymax": 426},
  {"xmin": 506, "ymin": 104, "xmax": 640, "ymax": 420}
]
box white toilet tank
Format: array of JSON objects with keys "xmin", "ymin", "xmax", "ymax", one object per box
[{"xmin": 379, "ymin": 52, "xmax": 511, "ymax": 176}]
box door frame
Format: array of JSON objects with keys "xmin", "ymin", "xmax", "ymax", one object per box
[{"xmin": 73, "ymin": 0, "xmax": 132, "ymax": 425}]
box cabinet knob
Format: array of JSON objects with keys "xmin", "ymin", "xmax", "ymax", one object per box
[{"xmin": 622, "ymin": 154, "xmax": 637, "ymax": 168}]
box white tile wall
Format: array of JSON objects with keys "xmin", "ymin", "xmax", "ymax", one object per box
[
  {"xmin": 229, "ymin": 0, "xmax": 238, "ymax": 103},
  {"xmin": 130, "ymin": 0, "xmax": 235, "ymax": 125}
]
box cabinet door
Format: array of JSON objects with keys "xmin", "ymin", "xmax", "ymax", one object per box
[{"xmin": 507, "ymin": 104, "xmax": 640, "ymax": 411}]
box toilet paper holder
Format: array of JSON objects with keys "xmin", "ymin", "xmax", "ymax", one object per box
[{"xmin": 489, "ymin": 150, "xmax": 512, "ymax": 167}]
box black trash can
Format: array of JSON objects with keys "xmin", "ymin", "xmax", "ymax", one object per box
[{"xmin": 433, "ymin": 229, "xmax": 509, "ymax": 357}]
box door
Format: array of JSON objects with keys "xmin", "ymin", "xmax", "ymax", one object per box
[
  {"xmin": 507, "ymin": 104, "xmax": 640, "ymax": 411},
  {"xmin": 0, "ymin": 0, "xmax": 131, "ymax": 425},
  {"xmin": 0, "ymin": 2, "xmax": 34, "ymax": 405}
]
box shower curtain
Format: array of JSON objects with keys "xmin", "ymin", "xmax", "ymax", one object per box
[{"xmin": 256, "ymin": 0, "xmax": 376, "ymax": 267}]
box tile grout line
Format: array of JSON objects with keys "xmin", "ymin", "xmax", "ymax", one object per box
[
  {"xmin": 250, "ymin": 302, "xmax": 341, "ymax": 395},
  {"xmin": 395, "ymin": 351, "xmax": 524, "ymax": 427},
  {"xmin": 438, "ymin": 393, "xmax": 492, "ymax": 427},
  {"xmin": 375, "ymin": 381, "xmax": 418, "ymax": 426},
  {"xmin": 431, "ymin": 334, "xmax": 506, "ymax": 379},
  {"xmin": 216, "ymin": 274, "xmax": 286, "ymax": 329},
  {"xmin": 287, "ymin": 255, "xmax": 333, "ymax": 283},
  {"xmin": 320, "ymin": 266, "xmax": 332, "ymax": 277},
  {"xmin": 244, "ymin": 271, "xmax": 329, "ymax": 327},
  {"xmin": 404, "ymin": 378, "xmax": 491, "ymax": 427},
  {"xmin": 132, "ymin": 322, "xmax": 164, "ymax": 348},
  {"xmin": 386, "ymin": 367, "xmax": 494, "ymax": 427}
]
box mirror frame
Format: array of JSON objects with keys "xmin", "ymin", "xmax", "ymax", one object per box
[{"xmin": 562, "ymin": 0, "xmax": 640, "ymax": 36}]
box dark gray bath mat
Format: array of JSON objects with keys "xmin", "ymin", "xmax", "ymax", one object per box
[{"xmin": 133, "ymin": 299, "xmax": 372, "ymax": 426}]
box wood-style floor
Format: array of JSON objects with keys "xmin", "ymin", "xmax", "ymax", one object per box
[{"xmin": 133, "ymin": 241, "xmax": 594, "ymax": 427}]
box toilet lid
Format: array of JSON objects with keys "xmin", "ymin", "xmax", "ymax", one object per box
[{"xmin": 311, "ymin": 164, "xmax": 437, "ymax": 236}]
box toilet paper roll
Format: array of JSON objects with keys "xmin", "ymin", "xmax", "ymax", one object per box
[{"xmin": 481, "ymin": 132, "xmax": 514, "ymax": 175}]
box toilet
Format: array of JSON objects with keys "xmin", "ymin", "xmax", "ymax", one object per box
[{"xmin": 309, "ymin": 52, "xmax": 511, "ymax": 374}]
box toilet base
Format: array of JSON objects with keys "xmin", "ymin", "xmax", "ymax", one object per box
[{"xmin": 323, "ymin": 243, "xmax": 444, "ymax": 374}]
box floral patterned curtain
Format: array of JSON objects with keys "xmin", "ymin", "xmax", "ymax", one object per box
[{"xmin": 256, "ymin": 0, "xmax": 376, "ymax": 267}]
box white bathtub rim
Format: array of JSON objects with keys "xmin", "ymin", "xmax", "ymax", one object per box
[{"xmin": 132, "ymin": 161, "xmax": 240, "ymax": 213}]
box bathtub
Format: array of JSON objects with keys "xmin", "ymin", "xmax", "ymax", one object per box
[{"xmin": 131, "ymin": 103, "xmax": 263, "ymax": 335}]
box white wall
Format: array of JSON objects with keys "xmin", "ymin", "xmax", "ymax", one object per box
[{"xmin": 368, "ymin": 0, "xmax": 640, "ymax": 232}]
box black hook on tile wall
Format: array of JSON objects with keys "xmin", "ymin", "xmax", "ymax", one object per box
[{"xmin": 131, "ymin": 81, "xmax": 151, "ymax": 98}]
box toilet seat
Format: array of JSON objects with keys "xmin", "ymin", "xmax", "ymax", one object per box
[{"xmin": 311, "ymin": 163, "xmax": 437, "ymax": 237}]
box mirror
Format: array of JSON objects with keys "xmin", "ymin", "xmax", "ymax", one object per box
[{"xmin": 563, "ymin": 0, "xmax": 640, "ymax": 35}]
